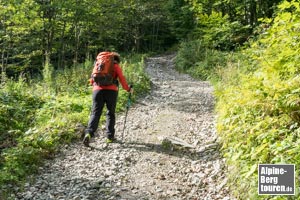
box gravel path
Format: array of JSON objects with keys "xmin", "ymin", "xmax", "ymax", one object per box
[{"xmin": 13, "ymin": 54, "xmax": 232, "ymax": 200}]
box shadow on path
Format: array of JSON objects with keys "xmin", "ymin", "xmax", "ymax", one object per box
[{"xmin": 89, "ymin": 140, "xmax": 221, "ymax": 162}]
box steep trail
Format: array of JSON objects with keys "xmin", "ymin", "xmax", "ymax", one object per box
[{"xmin": 14, "ymin": 54, "xmax": 232, "ymax": 200}]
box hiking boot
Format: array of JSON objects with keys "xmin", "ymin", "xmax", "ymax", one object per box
[
  {"xmin": 83, "ymin": 133, "xmax": 91, "ymax": 147},
  {"xmin": 106, "ymin": 138, "xmax": 116, "ymax": 144}
]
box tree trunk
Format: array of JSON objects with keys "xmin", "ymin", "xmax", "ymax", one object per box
[
  {"xmin": 1, "ymin": 16, "xmax": 7, "ymax": 81},
  {"xmin": 1, "ymin": 50, "xmax": 5, "ymax": 83},
  {"xmin": 40, "ymin": 0, "xmax": 55, "ymax": 69},
  {"xmin": 74, "ymin": 24, "xmax": 81, "ymax": 66},
  {"xmin": 58, "ymin": 20, "xmax": 67, "ymax": 69},
  {"xmin": 249, "ymin": 0, "xmax": 257, "ymax": 27},
  {"xmin": 43, "ymin": 50, "xmax": 52, "ymax": 83},
  {"xmin": 1, "ymin": 46, "xmax": 5, "ymax": 74}
]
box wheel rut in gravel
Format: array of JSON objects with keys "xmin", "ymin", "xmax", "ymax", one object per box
[{"xmin": 15, "ymin": 54, "xmax": 232, "ymax": 200}]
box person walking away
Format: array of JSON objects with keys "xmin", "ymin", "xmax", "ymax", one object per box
[{"xmin": 83, "ymin": 52, "xmax": 133, "ymax": 146}]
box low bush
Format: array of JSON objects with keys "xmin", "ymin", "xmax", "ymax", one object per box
[{"xmin": 215, "ymin": 1, "xmax": 300, "ymax": 199}]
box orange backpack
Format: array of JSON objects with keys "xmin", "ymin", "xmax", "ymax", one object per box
[{"xmin": 91, "ymin": 52, "xmax": 115, "ymax": 86}]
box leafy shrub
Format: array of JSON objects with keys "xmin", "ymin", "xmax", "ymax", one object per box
[
  {"xmin": 0, "ymin": 79, "xmax": 44, "ymax": 150},
  {"xmin": 123, "ymin": 54, "xmax": 151, "ymax": 98},
  {"xmin": 215, "ymin": 1, "xmax": 300, "ymax": 199},
  {"xmin": 175, "ymin": 39, "xmax": 206, "ymax": 72},
  {"xmin": 186, "ymin": 49, "xmax": 228, "ymax": 80},
  {"xmin": 193, "ymin": 11, "xmax": 251, "ymax": 50},
  {"xmin": 175, "ymin": 39, "xmax": 247, "ymax": 80}
]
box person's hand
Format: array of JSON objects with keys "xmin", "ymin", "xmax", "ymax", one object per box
[
  {"xmin": 129, "ymin": 87, "xmax": 134, "ymax": 94},
  {"xmin": 88, "ymin": 78, "xmax": 94, "ymax": 86},
  {"xmin": 129, "ymin": 85, "xmax": 134, "ymax": 94}
]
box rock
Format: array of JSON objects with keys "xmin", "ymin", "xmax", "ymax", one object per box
[{"xmin": 160, "ymin": 136, "xmax": 196, "ymax": 148}]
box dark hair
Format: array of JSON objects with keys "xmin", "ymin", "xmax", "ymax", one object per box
[{"xmin": 114, "ymin": 55, "xmax": 120, "ymax": 63}]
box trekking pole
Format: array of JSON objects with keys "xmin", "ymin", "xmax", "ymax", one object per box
[{"xmin": 122, "ymin": 85, "xmax": 133, "ymax": 142}]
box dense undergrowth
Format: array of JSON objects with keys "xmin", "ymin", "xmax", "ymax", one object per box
[
  {"xmin": 0, "ymin": 54, "xmax": 150, "ymax": 197},
  {"xmin": 176, "ymin": 1, "xmax": 300, "ymax": 199}
]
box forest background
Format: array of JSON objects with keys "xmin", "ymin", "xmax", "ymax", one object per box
[{"xmin": 1, "ymin": 0, "xmax": 299, "ymax": 199}]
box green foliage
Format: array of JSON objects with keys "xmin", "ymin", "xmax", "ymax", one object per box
[
  {"xmin": 123, "ymin": 54, "xmax": 151, "ymax": 97},
  {"xmin": 215, "ymin": 1, "xmax": 300, "ymax": 199},
  {"xmin": 195, "ymin": 12, "xmax": 231, "ymax": 48},
  {"xmin": 175, "ymin": 39, "xmax": 246, "ymax": 80},
  {"xmin": 167, "ymin": 0, "xmax": 195, "ymax": 41},
  {"xmin": 193, "ymin": 11, "xmax": 251, "ymax": 50},
  {"xmin": 0, "ymin": 0, "xmax": 177, "ymax": 78},
  {"xmin": 0, "ymin": 78, "xmax": 44, "ymax": 150},
  {"xmin": 186, "ymin": 0, "xmax": 282, "ymax": 28},
  {"xmin": 0, "ymin": 0, "xmax": 284, "ymax": 79},
  {"xmin": 175, "ymin": 39, "xmax": 205, "ymax": 72}
]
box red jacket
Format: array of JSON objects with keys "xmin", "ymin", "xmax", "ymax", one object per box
[{"xmin": 90, "ymin": 63, "xmax": 130, "ymax": 92}]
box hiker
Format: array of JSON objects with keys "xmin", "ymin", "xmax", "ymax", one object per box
[{"xmin": 83, "ymin": 52, "xmax": 133, "ymax": 146}]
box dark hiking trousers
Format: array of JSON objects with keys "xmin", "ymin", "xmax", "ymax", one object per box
[{"xmin": 86, "ymin": 90, "xmax": 118, "ymax": 139}]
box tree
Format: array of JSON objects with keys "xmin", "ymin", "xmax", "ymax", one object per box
[
  {"xmin": 1, "ymin": 0, "xmax": 284, "ymax": 77},
  {"xmin": 0, "ymin": 0, "xmax": 43, "ymax": 77},
  {"xmin": 167, "ymin": 0, "xmax": 195, "ymax": 41},
  {"xmin": 182, "ymin": 0, "xmax": 283, "ymax": 49}
]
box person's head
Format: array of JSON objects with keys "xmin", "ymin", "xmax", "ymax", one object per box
[{"xmin": 112, "ymin": 52, "xmax": 120, "ymax": 64}]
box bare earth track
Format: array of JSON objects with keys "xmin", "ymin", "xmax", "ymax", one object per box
[{"xmin": 13, "ymin": 54, "xmax": 233, "ymax": 200}]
